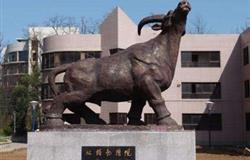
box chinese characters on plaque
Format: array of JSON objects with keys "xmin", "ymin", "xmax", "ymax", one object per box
[{"xmin": 82, "ymin": 146, "xmax": 135, "ymax": 160}]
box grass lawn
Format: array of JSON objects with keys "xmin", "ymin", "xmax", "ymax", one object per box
[
  {"xmin": 0, "ymin": 148, "xmax": 249, "ymax": 160},
  {"xmin": 0, "ymin": 130, "xmax": 10, "ymax": 143},
  {"xmin": 0, "ymin": 136, "xmax": 9, "ymax": 143}
]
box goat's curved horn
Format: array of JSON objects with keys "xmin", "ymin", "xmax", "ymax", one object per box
[{"xmin": 138, "ymin": 15, "xmax": 164, "ymax": 35}]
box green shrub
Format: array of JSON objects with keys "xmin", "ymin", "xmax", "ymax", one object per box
[{"xmin": 2, "ymin": 125, "xmax": 12, "ymax": 136}]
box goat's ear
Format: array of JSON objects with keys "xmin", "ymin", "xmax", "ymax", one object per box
[
  {"xmin": 151, "ymin": 23, "xmax": 162, "ymax": 31},
  {"xmin": 165, "ymin": 10, "xmax": 174, "ymax": 27}
]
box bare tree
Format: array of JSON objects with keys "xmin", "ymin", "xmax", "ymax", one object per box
[
  {"xmin": 0, "ymin": 32, "xmax": 3, "ymax": 50},
  {"xmin": 0, "ymin": 32, "xmax": 5, "ymax": 63},
  {"xmin": 79, "ymin": 17, "xmax": 89, "ymax": 34},
  {"xmin": 78, "ymin": 17, "xmax": 100, "ymax": 34},
  {"xmin": 44, "ymin": 15, "xmax": 78, "ymax": 35},
  {"xmin": 21, "ymin": 24, "xmax": 45, "ymax": 68},
  {"xmin": 45, "ymin": 15, "xmax": 65, "ymax": 35},
  {"xmin": 22, "ymin": 24, "xmax": 44, "ymax": 50},
  {"xmin": 22, "ymin": 24, "xmax": 42, "ymax": 40},
  {"xmin": 62, "ymin": 16, "xmax": 79, "ymax": 34},
  {"xmin": 234, "ymin": 18, "xmax": 250, "ymax": 33},
  {"xmin": 27, "ymin": 26, "xmax": 43, "ymax": 66},
  {"xmin": 44, "ymin": 15, "xmax": 101, "ymax": 35},
  {"xmin": 235, "ymin": 23, "xmax": 249, "ymax": 33},
  {"xmin": 188, "ymin": 14, "xmax": 212, "ymax": 34}
]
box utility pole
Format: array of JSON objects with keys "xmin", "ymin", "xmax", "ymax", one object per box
[{"xmin": 30, "ymin": 101, "xmax": 38, "ymax": 132}]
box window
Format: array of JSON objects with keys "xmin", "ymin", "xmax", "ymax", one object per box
[
  {"xmin": 181, "ymin": 51, "xmax": 220, "ymax": 67},
  {"xmin": 19, "ymin": 51, "xmax": 28, "ymax": 61},
  {"xmin": 2, "ymin": 66, "xmax": 7, "ymax": 75},
  {"xmin": 192, "ymin": 54, "xmax": 198, "ymax": 63},
  {"xmin": 109, "ymin": 113, "xmax": 127, "ymax": 124},
  {"xmin": 7, "ymin": 66, "xmax": 18, "ymax": 74},
  {"xmin": 109, "ymin": 48, "xmax": 124, "ymax": 55},
  {"xmin": 144, "ymin": 113, "xmax": 156, "ymax": 124},
  {"xmin": 182, "ymin": 114, "xmax": 222, "ymax": 131},
  {"xmin": 8, "ymin": 52, "xmax": 17, "ymax": 62},
  {"xmin": 6, "ymin": 63, "xmax": 28, "ymax": 74},
  {"xmin": 59, "ymin": 52, "xmax": 81, "ymax": 65},
  {"xmin": 85, "ymin": 51, "xmax": 101, "ymax": 59},
  {"xmin": 246, "ymin": 113, "xmax": 250, "ymax": 131},
  {"xmin": 245, "ymin": 80, "xmax": 250, "ymax": 98},
  {"xmin": 41, "ymin": 84, "xmax": 51, "ymax": 99},
  {"xmin": 42, "ymin": 53, "xmax": 55, "ymax": 69},
  {"xmin": 19, "ymin": 63, "xmax": 28, "ymax": 73},
  {"xmin": 41, "ymin": 83, "xmax": 65, "ymax": 99},
  {"xmin": 182, "ymin": 83, "xmax": 221, "ymax": 99},
  {"xmin": 243, "ymin": 46, "xmax": 249, "ymax": 65},
  {"xmin": 8, "ymin": 77, "xmax": 18, "ymax": 87}
]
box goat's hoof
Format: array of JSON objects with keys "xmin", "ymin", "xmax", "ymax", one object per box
[
  {"xmin": 128, "ymin": 119, "xmax": 146, "ymax": 126},
  {"xmin": 157, "ymin": 116, "xmax": 178, "ymax": 126},
  {"xmin": 45, "ymin": 118, "xmax": 64, "ymax": 128}
]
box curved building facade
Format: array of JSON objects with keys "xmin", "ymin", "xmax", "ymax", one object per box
[{"xmin": 2, "ymin": 41, "xmax": 29, "ymax": 97}]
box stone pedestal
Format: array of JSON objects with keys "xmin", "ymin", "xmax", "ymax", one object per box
[{"xmin": 28, "ymin": 126, "xmax": 196, "ymax": 160}]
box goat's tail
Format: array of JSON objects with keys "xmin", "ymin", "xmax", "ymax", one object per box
[{"xmin": 48, "ymin": 64, "xmax": 71, "ymax": 96}]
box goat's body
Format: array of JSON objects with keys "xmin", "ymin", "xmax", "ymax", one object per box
[
  {"xmin": 64, "ymin": 52, "xmax": 135, "ymax": 103},
  {"xmin": 55, "ymin": 37, "xmax": 176, "ymax": 105}
]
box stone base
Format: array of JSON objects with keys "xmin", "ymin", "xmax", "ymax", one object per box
[{"xmin": 28, "ymin": 126, "xmax": 196, "ymax": 160}]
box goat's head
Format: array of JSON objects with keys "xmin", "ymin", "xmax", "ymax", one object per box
[{"xmin": 138, "ymin": 0, "xmax": 191, "ymax": 36}]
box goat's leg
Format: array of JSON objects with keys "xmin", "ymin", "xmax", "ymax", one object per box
[
  {"xmin": 67, "ymin": 103, "xmax": 106, "ymax": 124},
  {"xmin": 45, "ymin": 91, "xmax": 89, "ymax": 127},
  {"xmin": 63, "ymin": 76, "xmax": 106, "ymax": 124},
  {"xmin": 140, "ymin": 76, "xmax": 177, "ymax": 126},
  {"xmin": 127, "ymin": 97, "xmax": 146, "ymax": 125}
]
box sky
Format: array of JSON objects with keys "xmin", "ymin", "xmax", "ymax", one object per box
[{"xmin": 0, "ymin": 0, "xmax": 249, "ymax": 43}]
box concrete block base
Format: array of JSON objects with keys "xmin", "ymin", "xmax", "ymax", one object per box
[{"xmin": 28, "ymin": 128, "xmax": 195, "ymax": 160}]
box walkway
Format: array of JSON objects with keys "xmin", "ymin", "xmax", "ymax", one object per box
[{"xmin": 0, "ymin": 143, "xmax": 27, "ymax": 153}]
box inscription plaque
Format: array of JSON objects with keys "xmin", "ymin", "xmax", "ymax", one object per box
[{"xmin": 82, "ymin": 146, "xmax": 135, "ymax": 160}]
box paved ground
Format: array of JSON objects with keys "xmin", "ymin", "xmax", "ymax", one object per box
[
  {"xmin": 0, "ymin": 149, "xmax": 26, "ymax": 160},
  {"xmin": 0, "ymin": 143, "xmax": 27, "ymax": 153}
]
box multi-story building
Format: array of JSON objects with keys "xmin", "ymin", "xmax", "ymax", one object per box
[
  {"xmin": 1, "ymin": 40, "xmax": 29, "ymax": 98},
  {"xmin": 241, "ymin": 28, "xmax": 250, "ymax": 146},
  {"xmin": 1, "ymin": 27, "xmax": 79, "ymax": 97}
]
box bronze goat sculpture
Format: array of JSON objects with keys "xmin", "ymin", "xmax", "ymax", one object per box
[{"xmin": 46, "ymin": 0, "xmax": 191, "ymax": 127}]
